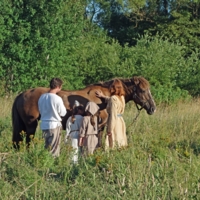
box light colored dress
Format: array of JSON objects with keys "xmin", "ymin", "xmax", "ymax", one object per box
[
  {"xmin": 65, "ymin": 115, "xmax": 83, "ymax": 164},
  {"xmin": 79, "ymin": 102, "xmax": 100, "ymax": 155},
  {"xmin": 79, "ymin": 116, "xmax": 98, "ymax": 155},
  {"xmin": 106, "ymin": 95, "xmax": 127, "ymax": 148}
]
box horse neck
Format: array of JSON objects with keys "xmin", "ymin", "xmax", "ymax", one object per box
[
  {"xmin": 97, "ymin": 78, "xmax": 135, "ymax": 103},
  {"xmin": 63, "ymin": 78, "xmax": 135, "ymax": 104}
]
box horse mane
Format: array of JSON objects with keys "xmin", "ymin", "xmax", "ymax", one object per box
[
  {"xmin": 136, "ymin": 76, "xmax": 150, "ymax": 89},
  {"xmin": 89, "ymin": 77, "xmax": 131, "ymax": 88},
  {"xmin": 88, "ymin": 76, "xmax": 150, "ymax": 89},
  {"xmin": 68, "ymin": 76, "xmax": 150, "ymax": 96}
]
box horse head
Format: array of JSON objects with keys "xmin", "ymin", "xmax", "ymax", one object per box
[{"xmin": 129, "ymin": 76, "xmax": 156, "ymax": 115}]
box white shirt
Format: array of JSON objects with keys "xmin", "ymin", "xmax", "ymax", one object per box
[
  {"xmin": 65, "ymin": 115, "xmax": 83, "ymax": 140},
  {"xmin": 38, "ymin": 93, "xmax": 67, "ymax": 130}
]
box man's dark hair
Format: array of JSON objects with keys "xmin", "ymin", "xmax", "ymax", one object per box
[{"xmin": 49, "ymin": 78, "xmax": 63, "ymax": 89}]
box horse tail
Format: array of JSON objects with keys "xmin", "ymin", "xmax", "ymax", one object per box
[{"xmin": 12, "ymin": 93, "xmax": 26, "ymax": 148}]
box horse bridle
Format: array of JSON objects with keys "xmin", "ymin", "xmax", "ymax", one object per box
[
  {"xmin": 132, "ymin": 86, "xmax": 149, "ymax": 111},
  {"xmin": 126, "ymin": 86, "xmax": 148, "ymax": 127}
]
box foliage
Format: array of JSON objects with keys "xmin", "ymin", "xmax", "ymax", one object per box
[
  {"xmin": 89, "ymin": 0, "xmax": 200, "ymax": 54},
  {"xmin": 0, "ymin": 0, "xmax": 200, "ymax": 103},
  {"xmin": 175, "ymin": 49, "xmax": 200, "ymax": 96},
  {"xmin": 113, "ymin": 34, "xmax": 191, "ymax": 103},
  {"xmin": 0, "ymin": 0, "xmax": 102, "ymax": 92}
]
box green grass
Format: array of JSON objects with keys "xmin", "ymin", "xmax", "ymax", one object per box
[{"xmin": 1, "ymin": 97, "xmax": 200, "ymax": 199}]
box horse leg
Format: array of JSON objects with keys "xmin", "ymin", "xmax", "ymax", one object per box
[
  {"xmin": 25, "ymin": 120, "xmax": 38, "ymax": 146},
  {"xmin": 12, "ymin": 97, "xmax": 27, "ymax": 149},
  {"xmin": 98, "ymin": 121, "xmax": 108, "ymax": 147},
  {"xmin": 12, "ymin": 121, "xmax": 26, "ymax": 149},
  {"xmin": 98, "ymin": 110, "xmax": 108, "ymax": 148},
  {"xmin": 98, "ymin": 126, "xmax": 105, "ymax": 148}
]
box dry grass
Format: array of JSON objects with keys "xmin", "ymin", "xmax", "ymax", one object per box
[{"xmin": 0, "ymin": 95, "xmax": 15, "ymax": 119}]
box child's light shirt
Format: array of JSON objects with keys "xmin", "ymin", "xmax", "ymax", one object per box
[{"xmin": 65, "ymin": 115, "xmax": 83, "ymax": 142}]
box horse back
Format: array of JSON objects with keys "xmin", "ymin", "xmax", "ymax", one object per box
[
  {"xmin": 58, "ymin": 85, "xmax": 110, "ymax": 109},
  {"xmin": 58, "ymin": 85, "xmax": 110, "ymax": 129}
]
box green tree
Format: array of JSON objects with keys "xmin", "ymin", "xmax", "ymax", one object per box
[
  {"xmin": 89, "ymin": 0, "xmax": 200, "ymax": 53},
  {"xmin": 0, "ymin": 0, "xmax": 90, "ymax": 92},
  {"xmin": 117, "ymin": 34, "xmax": 190, "ymax": 103}
]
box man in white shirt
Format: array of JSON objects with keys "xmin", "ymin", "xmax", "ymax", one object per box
[{"xmin": 38, "ymin": 78, "xmax": 67, "ymax": 157}]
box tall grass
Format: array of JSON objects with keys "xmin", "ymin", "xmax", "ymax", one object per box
[{"xmin": 0, "ymin": 96, "xmax": 200, "ymax": 199}]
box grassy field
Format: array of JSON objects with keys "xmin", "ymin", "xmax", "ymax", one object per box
[{"xmin": 0, "ymin": 96, "xmax": 200, "ymax": 199}]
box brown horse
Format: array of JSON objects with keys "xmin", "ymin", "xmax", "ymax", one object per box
[{"xmin": 12, "ymin": 76, "xmax": 156, "ymax": 147}]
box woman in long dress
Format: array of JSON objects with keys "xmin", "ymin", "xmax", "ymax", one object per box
[{"xmin": 96, "ymin": 79, "xmax": 127, "ymax": 148}]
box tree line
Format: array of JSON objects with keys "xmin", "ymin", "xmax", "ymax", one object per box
[{"xmin": 0, "ymin": 0, "xmax": 199, "ymax": 104}]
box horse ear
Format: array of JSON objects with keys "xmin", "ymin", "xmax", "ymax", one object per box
[{"xmin": 133, "ymin": 76, "xmax": 139, "ymax": 85}]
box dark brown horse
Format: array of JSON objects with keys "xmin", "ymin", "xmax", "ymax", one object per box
[{"xmin": 12, "ymin": 76, "xmax": 156, "ymax": 147}]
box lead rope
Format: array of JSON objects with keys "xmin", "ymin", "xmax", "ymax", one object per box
[
  {"xmin": 126, "ymin": 109, "xmax": 140, "ymax": 130},
  {"xmin": 126, "ymin": 102, "xmax": 143, "ymax": 130}
]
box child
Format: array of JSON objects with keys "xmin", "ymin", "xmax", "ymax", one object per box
[
  {"xmin": 79, "ymin": 101, "xmax": 100, "ymax": 155},
  {"xmin": 65, "ymin": 100, "xmax": 84, "ymax": 164}
]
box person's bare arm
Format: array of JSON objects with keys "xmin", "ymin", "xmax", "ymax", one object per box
[
  {"xmin": 79, "ymin": 137, "xmax": 83, "ymax": 146},
  {"xmin": 95, "ymin": 91, "xmax": 110, "ymax": 102}
]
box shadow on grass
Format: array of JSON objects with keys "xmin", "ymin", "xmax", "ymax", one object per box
[{"xmin": 168, "ymin": 139, "xmax": 200, "ymax": 157}]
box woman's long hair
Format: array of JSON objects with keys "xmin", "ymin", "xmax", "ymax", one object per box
[
  {"xmin": 110, "ymin": 79, "xmax": 125, "ymax": 96},
  {"xmin": 86, "ymin": 110, "xmax": 100, "ymax": 131},
  {"xmin": 71, "ymin": 105, "xmax": 84, "ymax": 123}
]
